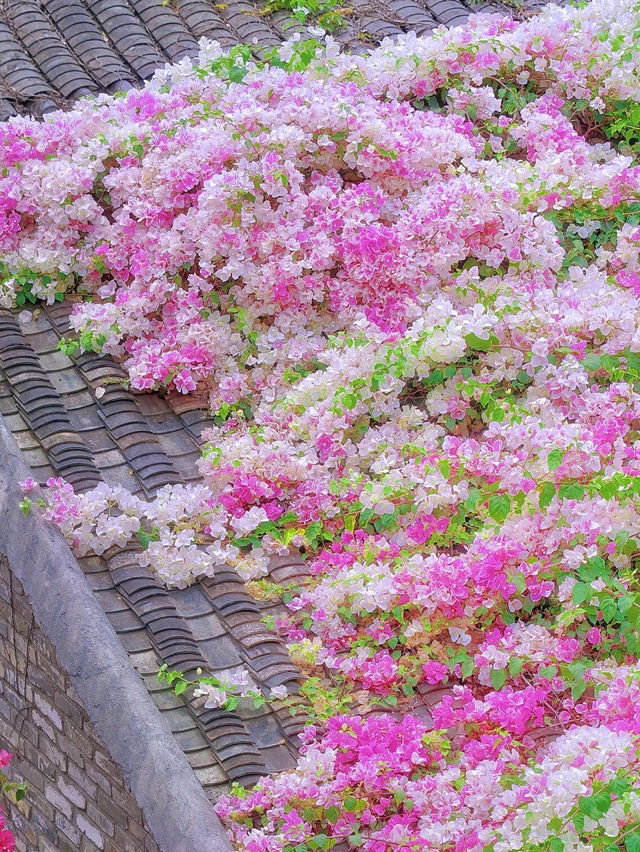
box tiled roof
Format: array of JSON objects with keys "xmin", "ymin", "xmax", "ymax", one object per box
[
  {"xmin": 0, "ymin": 0, "xmax": 547, "ymax": 118},
  {"xmin": 0, "ymin": 301, "xmax": 309, "ymax": 800}
]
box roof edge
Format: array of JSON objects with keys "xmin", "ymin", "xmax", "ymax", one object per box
[{"xmin": 0, "ymin": 416, "xmax": 232, "ymax": 852}]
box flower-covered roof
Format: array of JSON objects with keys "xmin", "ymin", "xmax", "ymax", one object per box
[
  {"xmin": 0, "ymin": 0, "xmax": 544, "ymax": 118},
  {"xmin": 0, "ymin": 0, "xmax": 556, "ymax": 804}
]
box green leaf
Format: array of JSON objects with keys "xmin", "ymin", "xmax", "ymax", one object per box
[
  {"xmin": 465, "ymin": 487, "xmax": 482, "ymax": 510},
  {"xmin": 341, "ymin": 392, "xmax": 357, "ymax": 410},
  {"xmin": 592, "ymin": 791, "xmax": 612, "ymax": 816},
  {"xmin": 488, "ymin": 494, "xmax": 511, "ymax": 523},
  {"xmin": 547, "ymin": 448, "xmax": 564, "ymax": 472},
  {"xmin": 558, "ymin": 483, "xmax": 585, "ymax": 500},
  {"xmin": 325, "ymin": 806, "xmax": 340, "ymax": 824},
  {"xmin": 228, "ymin": 65, "xmax": 248, "ymax": 83},
  {"xmin": 579, "ymin": 790, "xmax": 611, "ymax": 820},
  {"xmin": 539, "ymin": 481, "xmax": 556, "ymax": 510},
  {"xmin": 615, "ymin": 530, "xmax": 631, "ymax": 551},
  {"xmin": 601, "ymin": 596, "xmax": 618, "ymax": 623},
  {"xmin": 137, "ymin": 530, "xmax": 156, "ymax": 548},
  {"xmin": 626, "ymin": 832, "xmax": 640, "ymax": 852},
  {"xmin": 460, "ymin": 658, "xmax": 474, "ymax": 679},
  {"xmin": 572, "ymin": 582, "xmax": 591, "ymax": 605},
  {"xmin": 571, "ymin": 679, "xmax": 587, "ymax": 700},
  {"xmin": 582, "ymin": 353, "xmax": 601, "ymax": 371},
  {"xmin": 511, "ymin": 573, "xmax": 527, "ymax": 594},
  {"xmin": 578, "ymin": 796, "xmax": 599, "ymax": 818},
  {"xmin": 392, "ymin": 605, "xmax": 405, "ymax": 623},
  {"xmin": 465, "ymin": 332, "xmax": 493, "ymax": 352},
  {"xmin": 610, "ymin": 776, "xmax": 631, "ymax": 796},
  {"xmin": 360, "ymin": 507, "xmax": 374, "ymax": 526},
  {"xmin": 588, "ymin": 554, "xmax": 605, "ymax": 573},
  {"xmin": 549, "ymin": 840, "xmax": 564, "ymax": 852},
  {"xmin": 490, "ymin": 668, "xmax": 507, "ymax": 690},
  {"xmin": 509, "ymin": 657, "xmax": 524, "ymax": 677},
  {"xmin": 344, "ymin": 796, "xmax": 358, "ymax": 812}
]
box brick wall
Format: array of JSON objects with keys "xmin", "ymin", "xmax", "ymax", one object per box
[{"xmin": 0, "ymin": 554, "xmax": 161, "ymax": 852}]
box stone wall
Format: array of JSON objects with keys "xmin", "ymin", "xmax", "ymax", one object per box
[{"xmin": 0, "ymin": 554, "xmax": 161, "ymax": 852}]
